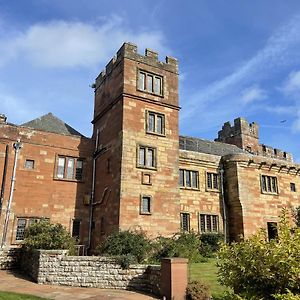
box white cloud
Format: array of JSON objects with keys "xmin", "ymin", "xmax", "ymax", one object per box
[
  {"xmin": 0, "ymin": 16, "xmax": 169, "ymax": 68},
  {"xmin": 240, "ymin": 85, "xmax": 267, "ymax": 104},
  {"xmin": 281, "ymin": 70, "xmax": 300, "ymax": 96},
  {"xmin": 181, "ymin": 13, "xmax": 300, "ymax": 124}
]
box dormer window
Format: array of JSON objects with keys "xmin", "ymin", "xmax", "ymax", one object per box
[{"xmin": 138, "ymin": 70, "xmax": 163, "ymax": 96}]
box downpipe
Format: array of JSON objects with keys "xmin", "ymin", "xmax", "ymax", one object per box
[{"xmin": 0, "ymin": 145, "xmax": 9, "ymax": 215}]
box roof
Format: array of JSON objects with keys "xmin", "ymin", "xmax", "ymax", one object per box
[
  {"xmin": 21, "ymin": 113, "xmax": 82, "ymax": 136},
  {"xmin": 179, "ymin": 135, "xmax": 245, "ymax": 156}
]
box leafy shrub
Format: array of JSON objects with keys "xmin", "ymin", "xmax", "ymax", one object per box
[
  {"xmin": 186, "ymin": 280, "xmax": 211, "ymax": 300},
  {"xmin": 23, "ymin": 220, "xmax": 76, "ymax": 253},
  {"xmin": 216, "ymin": 291, "xmax": 259, "ymax": 300},
  {"xmin": 217, "ymin": 210, "xmax": 300, "ymax": 299},
  {"xmin": 200, "ymin": 233, "xmax": 224, "ymax": 257},
  {"xmin": 274, "ymin": 291, "xmax": 300, "ymax": 300},
  {"xmin": 116, "ymin": 254, "xmax": 137, "ymax": 269},
  {"xmin": 151, "ymin": 231, "xmax": 205, "ymax": 263},
  {"xmin": 96, "ymin": 230, "xmax": 151, "ymax": 263}
]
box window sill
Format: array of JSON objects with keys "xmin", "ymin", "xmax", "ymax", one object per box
[
  {"xmin": 261, "ymin": 191, "xmax": 279, "ymax": 196},
  {"xmin": 180, "ymin": 187, "xmax": 200, "ymax": 191},
  {"xmin": 140, "ymin": 212, "xmax": 152, "ymax": 215},
  {"xmin": 206, "ymin": 188, "xmax": 220, "ymax": 193},
  {"xmin": 53, "ymin": 177, "xmax": 84, "ymax": 183},
  {"xmin": 137, "ymin": 88, "xmax": 164, "ymax": 98},
  {"xmin": 146, "ymin": 131, "xmax": 166, "ymax": 138},
  {"xmin": 137, "ymin": 166, "xmax": 157, "ymax": 171}
]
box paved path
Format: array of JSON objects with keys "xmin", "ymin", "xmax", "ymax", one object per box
[{"xmin": 0, "ymin": 270, "xmax": 158, "ymax": 300}]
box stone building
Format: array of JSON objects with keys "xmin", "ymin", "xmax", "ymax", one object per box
[{"xmin": 0, "ymin": 42, "xmax": 300, "ymax": 251}]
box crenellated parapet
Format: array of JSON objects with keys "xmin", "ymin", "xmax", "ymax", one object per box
[
  {"xmin": 259, "ymin": 144, "xmax": 293, "ymax": 162},
  {"xmin": 95, "ymin": 42, "xmax": 178, "ymax": 89}
]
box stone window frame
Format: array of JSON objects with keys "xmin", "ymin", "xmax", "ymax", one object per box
[
  {"xmin": 145, "ymin": 110, "xmax": 166, "ymax": 137},
  {"xmin": 260, "ymin": 174, "xmax": 279, "ymax": 195},
  {"xmin": 13, "ymin": 216, "xmax": 50, "ymax": 244},
  {"xmin": 140, "ymin": 195, "xmax": 152, "ymax": 215},
  {"xmin": 136, "ymin": 145, "xmax": 157, "ymax": 170},
  {"xmin": 54, "ymin": 155, "xmax": 84, "ymax": 182},
  {"xmin": 290, "ymin": 182, "xmax": 296, "ymax": 192},
  {"xmin": 137, "ymin": 68, "xmax": 164, "ymax": 97},
  {"xmin": 180, "ymin": 212, "xmax": 190, "ymax": 232},
  {"xmin": 24, "ymin": 159, "xmax": 35, "ymax": 170},
  {"xmin": 199, "ymin": 213, "xmax": 219, "ymax": 233},
  {"xmin": 179, "ymin": 169, "xmax": 199, "ymax": 190},
  {"xmin": 206, "ymin": 171, "xmax": 220, "ymax": 192}
]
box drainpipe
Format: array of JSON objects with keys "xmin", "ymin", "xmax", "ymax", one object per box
[
  {"xmin": 219, "ymin": 163, "xmax": 227, "ymax": 243},
  {"xmin": 87, "ymin": 129, "xmax": 99, "ymax": 252},
  {"xmin": 1, "ymin": 140, "xmax": 22, "ymax": 248},
  {"xmin": 0, "ymin": 145, "xmax": 9, "ymax": 215}
]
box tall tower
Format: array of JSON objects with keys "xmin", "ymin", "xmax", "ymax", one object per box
[
  {"xmin": 91, "ymin": 43, "xmax": 180, "ymax": 247},
  {"xmin": 215, "ymin": 117, "xmax": 260, "ymax": 154}
]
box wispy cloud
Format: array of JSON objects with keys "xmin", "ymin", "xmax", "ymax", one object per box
[
  {"xmin": 281, "ymin": 70, "xmax": 300, "ymax": 97},
  {"xmin": 181, "ymin": 14, "xmax": 300, "ymax": 127},
  {"xmin": 240, "ymin": 85, "xmax": 267, "ymax": 104},
  {"xmin": 0, "ymin": 16, "xmax": 169, "ymax": 68}
]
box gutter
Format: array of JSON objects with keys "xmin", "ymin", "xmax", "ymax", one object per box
[
  {"xmin": 0, "ymin": 145, "xmax": 9, "ymax": 215},
  {"xmin": 219, "ymin": 163, "xmax": 227, "ymax": 242}
]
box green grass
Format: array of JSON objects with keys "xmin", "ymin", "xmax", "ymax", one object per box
[
  {"xmin": 0, "ymin": 291, "xmax": 49, "ymax": 300},
  {"xmin": 189, "ymin": 258, "xmax": 230, "ymax": 298}
]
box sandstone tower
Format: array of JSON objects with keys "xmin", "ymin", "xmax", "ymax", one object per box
[{"xmin": 91, "ymin": 43, "xmax": 180, "ymax": 247}]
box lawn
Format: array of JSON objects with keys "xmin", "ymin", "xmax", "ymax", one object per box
[
  {"xmin": 189, "ymin": 258, "xmax": 230, "ymax": 298},
  {"xmin": 0, "ymin": 291, "xmax": 49, "ymax": 300}
]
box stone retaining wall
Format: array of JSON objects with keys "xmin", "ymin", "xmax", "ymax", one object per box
[
  {"xmin": 21, "ymin": 250, "xmax": 161, "ymax": 296},
  {"xmin": 0, "ymin": 248, "xmax": 21, "ymax": 269}
]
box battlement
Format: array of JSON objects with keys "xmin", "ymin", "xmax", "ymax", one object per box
[
  {"xmin": 95, "ymin": 42, "xmax": 178, "ymax": 89},
  {"xmin": 0, "ymin": 114, "xmax": 7, "ymax": 124},
  {"xmin": 216, "ymin": 117, "xmax": 259, "ymax": 141},
  {"xmin": 260, "ymin": 144, "xmax": 293, "ymax": 162}
]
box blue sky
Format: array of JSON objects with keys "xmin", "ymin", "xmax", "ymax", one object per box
[{"xmin": 1, "ymin": 1, "xmax": 300, "ymax": 161}]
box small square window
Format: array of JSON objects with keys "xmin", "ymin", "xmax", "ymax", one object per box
[
  {"xmin": 140, "ymin": 196, "xmax": 151, "ymax": 214},
  {"xmin": 207, "ymin": 172, "xmax": 219, "ymax": 190},
  {"xmin": 291, "ymin": 183, "xmax": 296, "ymax": 192},
  {"xmin": 146, "ymin": 111, "xmax": 165, "ymax": 135},
  {"xmin": 24, "ymin": 159, "xmax": 34, "ymax": 170},
  {"xmin": 199, "ymin": 214, "xmax": 219, "ymax": 233},
  {"xmin": 56, "ymin": 156, "xmax": 84, "ymax": 181},
  {"xmin": 261, "ymin": 175, "xmax": 278, "ymax": 194},
  {"xmin": 142, "ymin": 172, "xmax": 152, "ymax": 185},
  {"xmin": 179, "ymin": 169, "xmax": 199, "ymax": 189}
]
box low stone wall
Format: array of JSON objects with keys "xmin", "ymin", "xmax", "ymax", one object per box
[
  {"xmin": 0, "ymin": 248, "xmax": 21, "ymax": 270},
  {"xmin": 21, "ymin": 250, "xmax": 161, "ymax": 296}
]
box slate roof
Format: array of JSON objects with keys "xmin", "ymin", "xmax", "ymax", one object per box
[
  {"xmin": 21, "ymin": 113, "xmax": 82, "ymax": 136},
  {"xmin": 179, "ymin": 135, "xmax": 245, "ymax": 156}
]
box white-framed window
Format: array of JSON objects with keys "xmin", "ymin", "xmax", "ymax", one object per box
[
  {"xmin": 56, "ymin": 156, "xmax": 83, "ymax": 181},
  {"xmin": 137, "ymin": 146, "xmax": 156, "ymax": 169},
  {"xmin": 180, "ymin": 213, "xmax": 190, "ymax": 231},
  {"xmin": 146, "ymin": 111, "xmax": 165, "ymax": 135},
  {"xmin": 179, "ymin": 169, "xmax": 199, "ymax": 189},
  {"xmin": 261, "ymin": 175, "xmax": 278, "ymax": 194},
  {"xmin": 138, "ymin": 70, "xmax": 163, "ymax": 96},
  {"xmin": 140, "ymin": 195, "xmax": 152, "ymax": 214},
  {"xmin": 206, "ymin": 172, "xmax": 219, "ymax": 190},
  {"xmin": 199, "ymin": 214, "xmax": 219, "ymax": 233}
]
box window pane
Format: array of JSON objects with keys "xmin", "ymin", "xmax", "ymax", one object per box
[
  {"xmin": 213, "ymin": 174, "xmax": 218, "ymax": 189},
  {"xmin": 181, "ymin": 213, "xmax": 190, "ymax": 231},
  {"xmin": 57, "ymin": 157, "xmax": 65, "ymax": 178},
  {"xmin": 139, "ymin": 147, "xmax": 145, "ymax": 166},
  {"xmin": 147, "ymin": 75, "xmax": 153, "ymax": 92},
  {"xmin": 154, "ymin": 77, "xmax": 161, "ymax": 94},
  {"xmin": 191, "ymin": 171, "xmax": 198, "ymax": 188},
  {"xmin": 267, "ymin": 177, "xmax": 272, "ymax": 192},
  {"xmin": 271, "ymin": 177, "xmax": 277, "ymax": 193},
  {"xmin": 72, "ymin": 220, "xmax": 81, "ymax": 238},
  {"xmin": 16, "ymin": 219, "xmax": 27, "ymax": 241},
  {"xmin": 66, "ymin": 158, "xmax": 75, "ymax": 179},
  {"xmin": 262, "ymin": 176, "xmax": 266, "ymax": 192},
  {"xmin": 200, "ymin": 214, "xmax": 205, "ymax": 232},
  {"xmin": 148, "ymin": 113, "xmax": 155, "ymax": 132},
  {"xmin": 141, "ymin": 196, "xmax": 151, "ymax": 213},
  {"xmin": 185, "ymin": 171, "xmax": 191, "ymax": 187},
  {"xmin": 206, "ymin": 215, "xmax": 212, "ymax": 232},
  {"xmin": 207, "ymin": 173, "xmax": 212, "ymax": 189},
  {"xmin": 75, "ymin": 160, "xmax": 83, "ymax": 180},
  {"xmin": 157, "ymin": 115, "xmax": 163, "ymax": 134},
  {"xmin": 212, "ymin": 215, "xmax": 218, "ymax": 232},
  {"xmin": 138, "ymin": 72, "xmax": 146, "ymax": 90},
  {"xmin": 147, "ymin": 148, "xmax": 154, "ymax": 167},
  {"xmin": 25, "ymin": 159, "xmax": 34, "ymax": 170},
  {"xmin": 179, "ymin": 169, "xmax": 184, "ymax": 187}
]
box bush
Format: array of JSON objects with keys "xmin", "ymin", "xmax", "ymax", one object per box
[
  {"xmin": 186, "ymin": 280, "xmax": 211, "ymax": 300},
  {"xmin": 200, "ymin": 233, "xmax": 224, "ymax": 257},
  {"xmin": 96, "ymin": 230, "xmax": 151, "ymax": 263},
  {"xmin": 23, "ymin": 220, "xmax": 76, "ymax": 253},
  {"xmin": 116, "ymin": 254, "xmax": 137, "ymax": 269},
  {"xmin": 274, "ymin": 291, "xmax": 300, "ymax": 300},
  {"xmin": 151, "ymin": 231, "xmax": 205, "ymax": 263},
  {"xmin": 217, "ymin": 210, "xmax": 300, "ymax": 299}
]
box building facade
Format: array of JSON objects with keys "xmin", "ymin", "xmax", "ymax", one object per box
[{"xmin": 0, "ymin": 43, "xmax": 300, "ymax": 250}]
